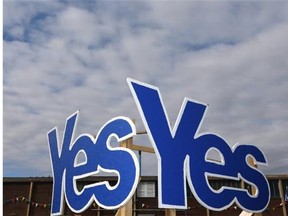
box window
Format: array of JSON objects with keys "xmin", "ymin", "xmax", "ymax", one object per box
[
  {"xmin": 281, "ymin": 180, "xmax": 288, "ymax": 201},
  {"xmin": 137, "ymin": 182, "xmax": 156, "ymax": 197},
  {"xmin": 269, "ymin": 180, "xmax": 280, "ymax": 198}
]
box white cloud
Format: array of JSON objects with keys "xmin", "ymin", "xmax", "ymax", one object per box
[{"xmin": 3, "ymin": 1, "xmax": 288, "ymax": 177}]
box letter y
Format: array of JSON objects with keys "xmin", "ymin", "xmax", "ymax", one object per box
[
  {"xmin": 128, "ymin": 78, "xmax": 207, "ymax": 209},
  {"xmin": 48, "ymin": 111, "xmax": 78, "ymax": 215}
]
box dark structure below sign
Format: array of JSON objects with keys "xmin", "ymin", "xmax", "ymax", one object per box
[{"xmin": 3, "ymin": 175, "xmax": 288, "ymax": 216}]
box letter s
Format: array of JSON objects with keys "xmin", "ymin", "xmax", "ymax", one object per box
[{"xmin": 233, "ymin": 144, "xmax": 270, "ymax": 212}]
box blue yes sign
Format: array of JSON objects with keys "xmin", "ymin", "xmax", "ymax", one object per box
[
  {"xmin": 48, "ymin": 115, "xmax": 139, "ymax": 215},
  {"xmin": 48, "ymin": 78, "xmax": 270, "ymax": 215},
  {"xmin": 128, "ymin": 79, "xmax": 270, "ymax": 212}
]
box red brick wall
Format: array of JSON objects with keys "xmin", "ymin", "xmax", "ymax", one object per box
[
  {"xmin": 3, "ymin": 182, "xmax": 31, "ymax": 216},
  {"xmin": 29, "ymin": 182, "xmax": 52, "ymax": 216}
]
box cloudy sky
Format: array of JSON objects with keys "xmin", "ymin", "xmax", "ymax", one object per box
[{"xmin": 3, "ymin": 1, "xmax": 288, "ymax": 177}]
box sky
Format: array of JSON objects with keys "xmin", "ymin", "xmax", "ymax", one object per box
[{"xmin": 3, "ymin": 1, "xmax": 288, "ymax": 177}]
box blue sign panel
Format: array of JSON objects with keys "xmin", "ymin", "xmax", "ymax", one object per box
[
  {"xmin": 48, "ymin": 111, "xmax": 140, "ymax": 215},
  {"xmin": 127, "ymin": 78, "xmax": 270, "ymax": 213}
]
